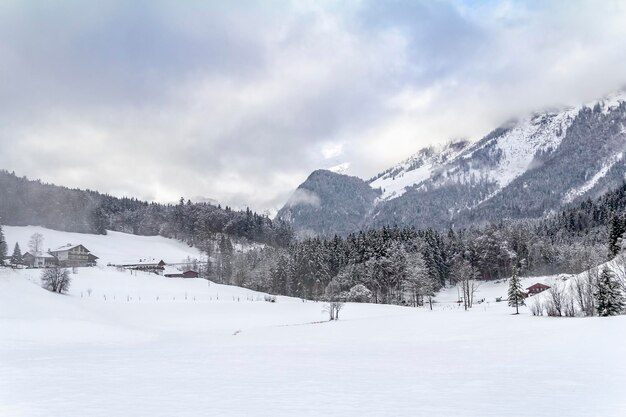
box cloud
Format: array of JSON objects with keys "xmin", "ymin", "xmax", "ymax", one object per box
[
  {"xmin": 286, "ymin": 188, "xmax": 321, "ymax": 208},
  {"xmin": 328, "ymin": 162, "xmax": 351, "ymax": 174},
  {"xmin": 0, "ymin": 0, "xmax": 625, "ymax": 212},
  {"xmin": 322, "ymin": 142, "xmax": 344, "ymax": 159}
]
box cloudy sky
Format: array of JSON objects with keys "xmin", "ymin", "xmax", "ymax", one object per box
[{"xmin": 1, "ymin": 0, "xmax": 626, "ymax": 214}]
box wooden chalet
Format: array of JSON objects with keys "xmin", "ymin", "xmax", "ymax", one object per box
[{"xmin": 526, "ymin": 283, "xmax": 551, "ymax": 296}]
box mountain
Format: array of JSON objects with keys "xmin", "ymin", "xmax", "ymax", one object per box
[
  {"xmin": 279, "ymin": 91, "xmax": 626, "ymax": 235},
  {"xmin": 277, "ymin": 170, "xmax": 380, "ymax": 237}
]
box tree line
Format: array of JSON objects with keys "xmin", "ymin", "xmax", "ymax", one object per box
[
  {"xmin": 0, "ymin": 170, "xmax": 293, "ymax": 247},
  {"xmin": 211, "ymin": 183, "xmax": 626, "ymax": 306}
]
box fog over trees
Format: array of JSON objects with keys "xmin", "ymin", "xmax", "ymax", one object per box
[{"xmin": 0, "ymin": 170, "xmax": 293, "ymax": 247}]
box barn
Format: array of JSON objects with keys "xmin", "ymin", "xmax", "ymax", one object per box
[
  {"xmin": 23, "ymin": 252, "xmax": 57, "ymax": 268},
  {"xmin": 163, "ymin": 267, "xmax": 199, "ymax": 278},
  {"xmin": 121, "ymin": 259, "xmax": 166, "ymax": 273}
]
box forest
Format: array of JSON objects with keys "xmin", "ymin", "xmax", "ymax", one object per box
[
  {"xmin": 207, "ymin": 183, "xmax": 626, "ymax": 306},
  {"xmin": 0, "ymin": 170, "xmax": 293, "ymax": 247}
]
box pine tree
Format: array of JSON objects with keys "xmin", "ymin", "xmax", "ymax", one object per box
[
  {"xmin": 0, "ymin": 225, "xmax": 7, "ymax": 266},
  {"xmin": 608, "ymin": 215, "xmax": 625, "ymax": 258},
  {"xmin": 507, "ymin": 267, "xmax": 525, "ymax": 314},
  {"xmin": 10, "ymin": 243, "xmax": 22, "ymax": 266},
  {"xmin": 594, "ymin": 267, "xmax": 625, "ymax": 316}
]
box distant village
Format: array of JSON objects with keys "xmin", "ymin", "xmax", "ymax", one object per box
[{"xmin": 5, "ymin": 233, "xmax": 199, "ymax": 279}]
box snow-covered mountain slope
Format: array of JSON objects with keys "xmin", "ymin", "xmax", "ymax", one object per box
[
  {"xmin": 2, "ymin": 259, "xmax": 626, "ymax": 416},
  {"xmin": 369, "ymin": 140, "xmax": 471, "ymax": 200},
  {"xmin": 279, "ymin": 91, "xmax": 626, "ymax": 234},
  {"xmin": 370, "ymin": 105, "xmax": 581, "ymax": 203}
]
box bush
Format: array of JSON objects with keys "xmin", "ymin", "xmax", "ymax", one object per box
[
  {"xmin": 346, "ymin": 284, "xmax": 372, "ymax": 303},
  {"xmin": 41, "ymin": 267, "xmax": 71, "ymax": 294}
]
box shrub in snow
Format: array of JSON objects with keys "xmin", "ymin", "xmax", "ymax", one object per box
[
  {"xmin": 529, "ymin": 300, "xmax": 544, "ymax": 316},
  {"xmin": 41, "ymin": 267, "xmax": 71, "ymax": 294},
  {"xmin": 563, "ymin": 290, "xmax": 577, "ymax": 317},
  {"xmin": 572, "ymin": 269, "xmax": 598, "ymax": 317},
  {"xmin": 346, "ymin": 284, "xmax": 372, "ymax": 303},
  {"xmin": 544, "ymin": 281, "xmax": 568, "ymax": 317}
]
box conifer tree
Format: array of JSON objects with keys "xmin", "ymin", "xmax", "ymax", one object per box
[
  {"xmin": 10, "ymin": 242, "xmax": 22, "ymax": 266},
  {"xmin": 594, "ymin": 267, "xmax": 625, "ymax": 316},
  {"xmin": 608, "ymin": 216, "xmax": 625, "ymax": 258},
  {"xmin": 0, "ymin": 225, "xmax": 7, "ymax": 266},
  {"xmin": 507, "ymin": 267, "xmax": 525, "ymax": 314}
]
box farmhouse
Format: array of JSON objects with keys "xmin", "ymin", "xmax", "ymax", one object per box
[
  {"xmin": 163, "ymin": 267, "xmax": 199, "ymax": 278},
  {"xmin": 526, "ymin": 283, "xmax": 550, "ymax": 296},
  {"xmin": 23, "ymin": 252, "xmax": 57, "ymax": 268},
  {"xmin": 50, "ymin": 244, "xmax": 98, "ymax": 268}
]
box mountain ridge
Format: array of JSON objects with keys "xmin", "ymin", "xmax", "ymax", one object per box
[{"xmin": 278, "ymin": 91, "xmax": 626, "ymax": 235}]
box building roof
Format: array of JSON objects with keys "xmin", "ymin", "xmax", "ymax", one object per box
[
  {"xmin": 527, "ymin": 283, "xmax": 550, "ymax": 290},
  {"xmin": 50, "ymin": 244, "xmax": 89, "ymax": 253},
  {"xmin": 163, "ymin": 266, "xmax": 183, "ymax": 275},
  {"xmin": 120, "ymin": 259, "xmax": 166, "ymax": 267},
  {"xmin": 164, "ymin": 268, "xmax": 199, "ymax": 277},
  {"xmin": 24, "ymin": 251, "xmax": 56, "ymax": 259}
]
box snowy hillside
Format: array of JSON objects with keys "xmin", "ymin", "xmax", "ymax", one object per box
[
  {"xmin": 3, "ymin": 225, "xmax": 203, "ymax": 265},
  {"xmin": 1, "ymin": 225, "xmax": 626, "ymax": 417}
]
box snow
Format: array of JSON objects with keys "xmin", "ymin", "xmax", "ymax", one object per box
[
  {"xmin": 460, "ymin": 107, "xmax": 579, "ymax": 191},
  {"xmin": 369, "ymin": 106, "xmax": 580, "ymax": 203},
  {"xmin": 1, "ymin": 228, "xmax": 626, "ymax": 416},
  {"xmin": 367, "ymin": 92, "xmax": 626, "ymax": 209},
  {"xmin": 562, "ymin": 151, "xmax": 625, "ymax": 204},
  {"xmin": 585, "ymin": 90, "xmax": 626, "ymax": 114},
  {"xmin": 370, "ymin": 142, "xmax": 470, "ymax": 201},
  {"xmin": 371, "ymin": 162, "xmax": 434, "ymax": 200}
]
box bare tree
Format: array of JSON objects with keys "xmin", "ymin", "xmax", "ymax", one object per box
[
  {"xmin": 611, "ymin": 253, "xmax": 626, "ymax": 294},
  {"xmin": 41, "ymin": 267, "xmax": 71, "ymax": 293},
  {"xmin": 572, "ymin": 267, "xmax": 598, "ymax": 316},
  {"xmin": 403, "ymin": 252, "xmax": 430, "ymax": 307},
  {"xmin": 323, "ymin": 280, "xmax": 345, "ymax": 320},
  {"xmin": 323, "ymin": 301, "xmax": 344, "ymax": 321},
  {"xmin": 545, "ymin": 278, "xmax": 567, "ymax": 316},
  {"xmin": 28, "ymin": 233, "xmax": 44, "ymax": 254},
  {"xmin": 454, "ymin": 260, "xmax": 480, "ymax": 310}
]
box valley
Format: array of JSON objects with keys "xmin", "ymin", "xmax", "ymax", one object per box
[{"xmin": 1, "ymin": 228, "xmax": 625, "ymax": 417}]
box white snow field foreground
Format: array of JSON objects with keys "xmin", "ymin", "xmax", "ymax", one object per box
[{"xmin": 1, "ymin": 228, "xmax": 626, "ymax": 416}]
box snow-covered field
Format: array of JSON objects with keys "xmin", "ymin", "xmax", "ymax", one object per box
[{"xmin": 1, "ymin": 227, "xmax": 626, "ymax": 417}]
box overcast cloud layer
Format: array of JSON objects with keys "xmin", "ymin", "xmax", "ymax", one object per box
[{"xmin": 1, "ymin": 0, "xmax": 626, "ymax": 214}]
